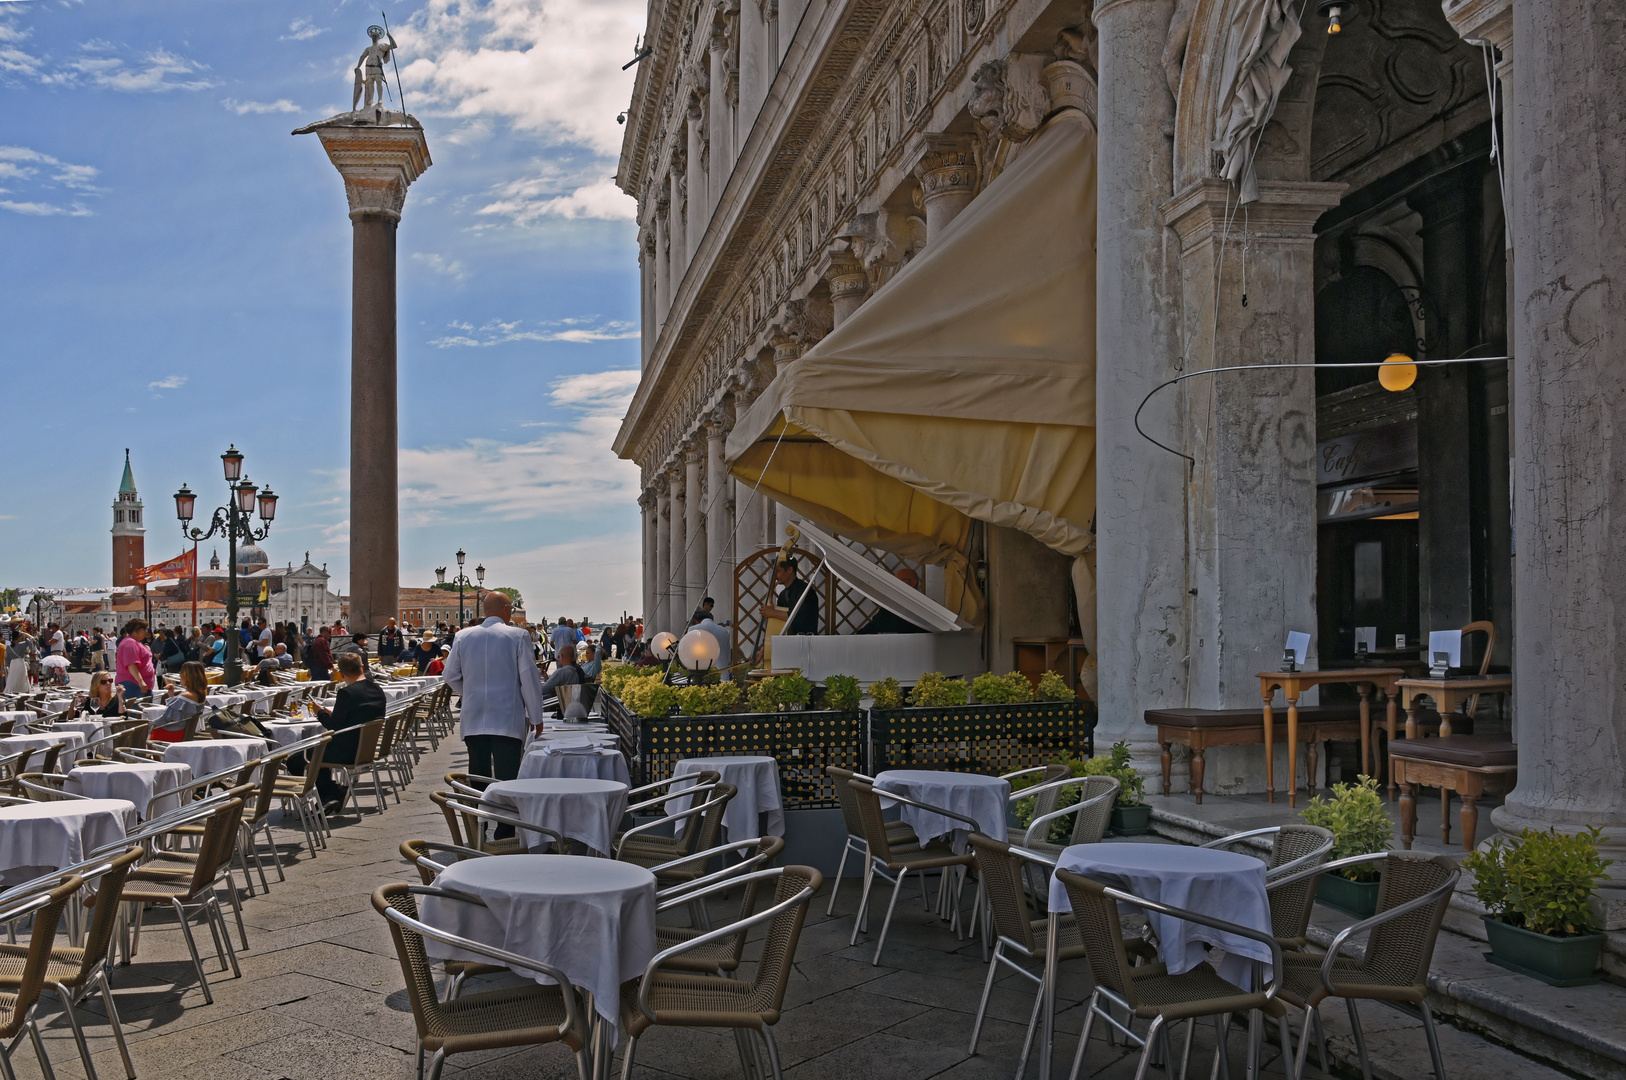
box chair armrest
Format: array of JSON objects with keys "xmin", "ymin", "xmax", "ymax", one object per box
[
  {"xmin": 872, "ymin": 786, "xmax": 983, "ymax": 834},
  {"xmin": 613, "ymin": 795, "xmax": 723, "ymax": 859},
  {"xmin": 1268, "ymin": 851, "xmax": 1386, "ymax": 892},
  {"xmin": 1198, "ymin": 827, "xmax": 1281, "ymax": 850},
  {"xmin": 1007, "ymin": 846, "xmax": 1059, "ymax": 869},
  {"xmin": 1000, "ymin": 766, "xmax": 1052, "ymax": 783},
  {"xmin": 655, "ymin": 845, "xmax": 780, "ymax": 905},
  {"xmin": 1319, "ymin": 870, "xmax": 1460, "ymax": 994},
  {"xmin": 626, "ymin": 781, "xmax": 719, "ymax": 816},
  {"xmin": 1023, "ymin": 787, "xmax": 1117, "ymax": 846},
  {"xmin": 1007, "ymin": 774, "xmax": 1084, "ymax": 806}
]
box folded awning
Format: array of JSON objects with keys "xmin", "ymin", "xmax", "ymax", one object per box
[{"xmin": 727, "ymin": 107, "xmax": 1098, "ymax": 670}]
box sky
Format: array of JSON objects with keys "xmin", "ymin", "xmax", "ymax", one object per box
[{"xmin": 0, "ymin": 0, "xmax": 649, "ymax": 621}]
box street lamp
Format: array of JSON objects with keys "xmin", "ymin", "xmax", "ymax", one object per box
[
  {"xmin": 475, "ymin": 563, "xmax": 486, "ymax": 619},
  {"xmin": 446, "ymin": 550, "xmax": 476, "ymax": 625},
  {"xmin": 175, "ymin": 445, "xmax": 275, "ymax": 685}
]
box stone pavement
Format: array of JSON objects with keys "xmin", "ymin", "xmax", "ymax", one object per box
[{"xmin": 2, "ymin": 732, "xmax": 1573, "ymax": 1080}]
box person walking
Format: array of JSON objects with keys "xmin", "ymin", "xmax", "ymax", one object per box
[
  {"xmin": 115, "ymin": 619, "xmax": 155, "ymax": 702},
  {"xmin": 443, "ymin": 591, "xmax": 546, "ymax": 792},
  {"xmin": 306, "ymin": 625, "xmax": 334, "ymax": 682},
  {"xmin": 4, "ymin": 626, "xmax": 36, "ymax": 695}
]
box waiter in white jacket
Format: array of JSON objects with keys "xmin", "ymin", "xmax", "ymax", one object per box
[{"xmin": 443, "ymin": 591, "xmax": 547, "ymax": 790}]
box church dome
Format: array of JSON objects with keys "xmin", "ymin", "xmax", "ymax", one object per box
[{"xmin": 236, "ymin": 542, "xmax": 270, "ymax": 568}]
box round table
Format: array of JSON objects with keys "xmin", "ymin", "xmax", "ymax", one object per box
[
  {"xmin": 483, "ymin": 778, "xmax": 629, "ymax": 856},
  {"xmin": 161, "ymin": 737, "xmax": 266, "ymax": 778},
  {"xmin": 420, "ymin": 855, "xmax": 656, "ymax": 1044},
  {"xmin": 263, "ymin": 720, "xmax": 327, "ymax": 748},
  {"xmin": 519, "ymin": 746, "xmax": 631, "ymax": 785},
  {"xmin": 38, "ymin": 720, "xmax": 110, "ymax": 744},
  {"xmin": 0, "ymin": 731, "xmax": 89, "ymax": 773},
  {"xmin": 1047, "ymin": 842, "xmax": 1272, "ymax": 984},
  {"xmin": 670, "ymin": 757, "xmax": 786, "ymax": 841},
  {"xmin": 0, "ymin": 711, "xmax": 38, "ymax": 730},
  {"xmin": 66, "ymin": 762, "xmax": 193, "ymax": 819},
  {"xmin": 873, "ymin": 769, "xmax": 1010, "ymax": 847},
  {"xmin": 0, "ymin": 798, "xmax": 136, "ymax": 886}
]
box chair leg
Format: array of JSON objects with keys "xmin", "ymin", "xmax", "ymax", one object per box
[
  {"xmin": 618, "ymin": 1035, "xmax": 636, "ymax": 1080},
  {"xmin": 871, "ymin": 869, "xmax": 908, "ymax": 966},
  {"xmin": 221, "ymin": 872, "xmax": 251, "ymax": 953},
  {"xmin": 968, "ymin": 941, "xmax": 1002, "ymax": 1054},
  {"xmin": 170, "ymin": 898, "xmax": 213, "ymax": 1004},
  {"xmin": 53, "ymin": 984, "xmax": 96, "ymax": 1080},
  {"xmin": 25, "ymin": 1019, "xmax": 53, "ymax": 1080},
  {"xmin": 849, "ymin": 861, "xmax": 877, "ymax": 946},
  {"xmin": 96, "ymin": 970, "xmax": 137, "ymax": 1080},
  {"xmin": 0, "ymin": 1033, "xmax": 17, "ymax": 1080},
  {"xmin": 1067, "ymin": 989, "xmax": 1101, "ymax": 1080},
  {"xmin": 760, "ymin": 1027, "xmax": 785, "ymax": 1080},
  {"xmin": 1419, "ymin": 1000, "xmax": 1449, "ymax": 1080},
  {"xmin": 826, "ymin": 837, "xmax": 853, "ymax": 916},
  {"xmin": 1014, "ymin": 973, "xmax": 1045, "ymax": 1078},
  {"xmin": 262, "ymin": 819, "xmax": 287, "ymax": 881},
  {"xmin": 1131, "ymin": 1016, "xmax": 1165, "ymax": 1080},
  {"xmin": 426, "ymin": 1047, "xmax": 448, "ymax": 1080},
  {"xmin": 1276, "ymin": 1013, "xmax": 1299, "ymax": 1080},
  {"xmin": 1345, "ymin": 998, "xmax": 1373, "ymax": 1080}
]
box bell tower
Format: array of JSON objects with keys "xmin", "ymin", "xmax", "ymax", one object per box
[{"xmin": 111, "ymin": 449, "xmax": 145, "ymax": 587}]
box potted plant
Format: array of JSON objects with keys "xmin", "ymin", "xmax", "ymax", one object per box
[
  {"xmin": 907, "ymin": 671, "xmax": 971, "ymax": 707},
  {"xmin": 1032, "ymin": 670, "xmax": 1075, "ymax": 702},
  {"xmin": 822, "ymin": 674, "xmax": 862, "ymax": 712},
  {"xmin": 1463, "ymin": 826, "xmax": 1612, "ymax": 986},
  {"xmin": 868, "ymin": 676, "xmax": 905, "ymax": 709},
  {"xmin": 676, "ymin": 681, "xmax": 741, "ymax": 716},
  {"xmin": 746, "ymin": 669, "xmax": 814, "ymax": 712},
  {"xmin": 1077, "ymin": 741, "xmax": 1148, "ymax": 835},
  {"xmin": 1299, "ymin": 776, "xmax": 1392, "ymax": 917},
  {"xmin": 971, "ymin": 671, "xmax": 1034, "ymax": 705}
]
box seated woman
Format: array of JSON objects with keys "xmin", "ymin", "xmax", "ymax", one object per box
[
  {"xmin": 82, "ymin": 672, "xmax": 126, "ymax": 719},
  {"xmin": 286, "ymin": 651, "xmax": 386, "ymax": 810},
  {"xmin": 148, "ymin": 661, "xmax": 211, "ymax": 742}
]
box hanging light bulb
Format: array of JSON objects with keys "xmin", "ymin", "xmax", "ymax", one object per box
[
  {"xmin": 1378, "ymin": 353, "xmax": 1417, "ymax": 392},
  {"xmin": 1316, "ymin": 0, "xmax": 1352, "ymax": 34}
]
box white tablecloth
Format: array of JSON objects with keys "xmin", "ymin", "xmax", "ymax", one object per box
[
  {"xmin": 0, "ymin": 731, "xmax": 89, "ymax": 773},
  {"xmin": 421, "ymin": 855, "xmax": 656, "ymax": 1043},
  {"xmin": 874, "ymin": 769, "xmax": 1010, "ymax": 848},
  {"xmin": 0, "ymin": 711, "xmax": 37, "ymax": 729},
  {"xmin": 39, "ymin": 720, "xmax": 110, "ymax": 744},
  {"xmin": 263, "ymin": 720, "xmax": 327, "ymax": 748},
  {"xmin": 519, "ymin": 746, "xmax": 631, "ymax": 785},
  {"xmin": 0, "ymin": 798, "xmax": 136, "ymax": 884},
  {"xmin": 484, "ymin": 778, "xmax": 629, "ymax": 856},
  {"xmin": 161, "ymin": 737, "xmax": 266, "ymax": 778},
  {"xmin": 670, "ymin": 757, "xmax": 786, "ymax": 841},
  {"xmin": 1047, "ymin": 843, "xmax": 1273, "ymax": 985},
  {"xmin": 66, "ymin": 762, "xmax": 193, "ymax": 819},
  {"xmin": 205, "ymin": 693, "xmax": 247, "ymax": 710}
]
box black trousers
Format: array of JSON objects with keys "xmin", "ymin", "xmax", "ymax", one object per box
[{"xmin": 464, "ymin": 734, "xmax": 525, "ymax": 839}]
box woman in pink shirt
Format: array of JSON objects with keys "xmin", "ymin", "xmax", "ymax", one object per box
[{"xmin": 115, "ymin": 619, "xmax": 156, "ymax": 700}]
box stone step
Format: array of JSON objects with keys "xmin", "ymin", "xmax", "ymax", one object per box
[{"xmin": 1150, "ymin": 804, "xmax": 1626, "ymax": 1080}]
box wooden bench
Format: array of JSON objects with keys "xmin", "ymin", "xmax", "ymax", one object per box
[
  {"xmin": 1390, "ymin": 735, "xmax": 1517, "ymax": 851},
  {"xmin": 1146, "ymin": 705, "xmax": 1370, "ymax": 804}
]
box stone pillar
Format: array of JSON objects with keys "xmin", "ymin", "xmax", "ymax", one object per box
[
  {"xmin": 300, "ymin": 119, "xmax": 430, "ymax": 634},
  {"xmin": 654, "ymin": 202, "xmax": 671, "ymax": 328},
  {"xmin": 640, "ymin": 489, "xmax": 658, "ymax": 634},
  {"xmin": 640, "ymin": 230, "xmax": 657, "ymax": 365},
  {"xmin": 1092, "ymin": 0, "xmax": 1185, "ymax": 749},
  {"xmin": 687, "ymin": 103, "xmax": 707, "ymax": 256},
  {"xmin": 908, "ymin": 133, "xmax": 978, "ymax": 240},
  {"xmin": 738, "ymin": 0, "xmax": 769, "ymax": 129},
  {"xmin": 705, "ymin": 417, "xmax": 734, "ymax": 625},
  {"xmin": 654, "ymin": 475, "xmax": 673, "ymax": 634},
  {"xmin": 820, "ymin": 245, "xmax": 869, "ymax": 326},
  {"xmin": 669, "ymin": 169, "xmax": 686, "ymax": 286},
  {"xmin": 1496, "ymin": 0, "xmax": 1626, "ymax": 913},
  {"xmin": 684, "ymin": 444, "xmax": 707, "ymax": 618},
  {"xmin": 708, "ymin": 15, "xmax": 735, "ymax": 208},
  {"xmin": 769, "ymin": 326, "xmax": 801, "ymax": 375},
  {"xmin": 1162, "ymin": 179, "xmax": 1344, "ymax": 791}
]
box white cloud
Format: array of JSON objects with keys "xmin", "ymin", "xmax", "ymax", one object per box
[
  {"xmin": 398, "ymin": 0, "xmax": 643, "ymax": 158},
  {"xmin": 147, "ymin": 374, "xmax": 187, "ymax": 392},
  {"xmin": 223, "ymin": 98, "xmax": 303, "ymax": 115},
  {"xmin": 475, "ymin": 533, "xmax": 642, "ymax": 619},
  {"xmin": 428, "ymin": 316, "xmax": 637, "ymax": 348},
  {"xmin": 281, "ymin": 19, "xmax": 327, "ymax": 42},
  {"xmin": 548, "ymin": 369, "xmax": 641, "ymax": 413},
  {"xmin": 412, "ymin": 252, "xmax": 468, "ymax": 281},
  {"xmin": 50, "ymin": 48, "xmax": 216, "ymax": 93},
  {"xmin": 0, "ymin": 199, "xmax": 91, "ymax": 217},
  {"xmin": 0, "ymin": 147, "xmax": 98, "ymax": 217},
  {"xmin": 478, "ymin": 174, "xmax": 634, "ymax": 224}
]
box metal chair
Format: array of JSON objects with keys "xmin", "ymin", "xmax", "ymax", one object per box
[
  {"xmin": 651, "ymin": 836, "xmax": 787, "ymax": 971},
  {"xmin": 272, "ymin": 732, "xmax": 334, "ymax": 855},
  {"xmin": 0, "ymin": 880, "xmax": 82, "ymax": 1080},
  {"xmin": 436, "ymin": 791, "xmax": 568, "ymax": 854},
  {"xmin": 1053, "ymin": 867, "xmax": 1299, "ymax": 1080},
  {"xmin": 1274, "ymin": 852, "xmax": 1460, "ymax": 1080},
  {"xmin": 373, "ymin": 883, "xmax": 591, "ymax": 1080},
  {"xmin": 1201, "ymin": 825, "xmax": 1335, "ymax": 950},
  {"xmin": 1010, "ymin": 775, "xmax": 1120, "ymax": 856},
  {"xmin": 618, "ymin": 866, "xmax": 822, "ymax": 1080},
  {"xmin": 614, "ymin": 784, "xmax": 736, "ymax": 877},
  {"xmin": 341, "ymin": 717, "xmax": 389, "ymax": 814},
  {"xmin": 824, "ymin": 766, "xmax": 919, "ymax": 916}
]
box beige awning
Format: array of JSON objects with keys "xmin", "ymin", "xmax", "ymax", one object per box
[{"xmin": 726, "ymin": 107, "xmax": 1098, "ymax": 680}]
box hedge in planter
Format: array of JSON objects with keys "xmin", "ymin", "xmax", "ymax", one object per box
[
  {"xmin": 1464, "ymin": 826, "xmax": 1612, "ymax": 986},
  {"xmin": 1300, "ymin": 776, "xmax": 1392, "ymax": 918},
  {"xmin": 870, "ymin": 670, "xmax": 1096, "ymax": 776}
]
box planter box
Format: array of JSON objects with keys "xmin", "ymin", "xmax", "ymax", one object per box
[
  {"xmin": 1481, "ymin": 916, "xmax": 1604, "ymax": 987},
  {"xmin": 1110, "ymin": 804, "xmax": 1152, "ymax": 836},
  {"xmin": 1316, "ymin": 873, "xmax": 1381, "ymax": 919},
  {"xmin": 869, "ymin": 700, "xmax": 1098, "ymax": 776},
  {"xmin": 601, "ymin": 693, "xmax": 861, "ymax": 810}
]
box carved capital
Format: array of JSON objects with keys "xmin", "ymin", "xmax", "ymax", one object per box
[
  {"xmin": 785, "ymin": 294, "xmax": 833, "ymax": 350},
  {"xmin": 819, "ymin": 242, "xmax": 869, "ymax": 300},
  {"xmin": 308, "ymin": 123, "xmax": 432, "ymax": 223},
  {"xmin": 908, "ymin": 133, "xmax": 978, "ymax": 201},
  {"xmin": 683, "ymin": 440, "xmax": 705, "ymax": 466},
  {"xmin": 1042, "ymin": 59, "xmax": 1097, "ymax": 127},
  {"xmin": 1442, "ymin": 0, "xmax": 1512, "ymax": 54}
]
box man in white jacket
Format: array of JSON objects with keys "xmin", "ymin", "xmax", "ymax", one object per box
[{"xmin": 443, "ymin": 591, "xmax": 547, "ymax": 790}]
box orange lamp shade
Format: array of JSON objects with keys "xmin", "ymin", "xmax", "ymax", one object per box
[{"xmin": 1378, "ymin": 353, "xmax": 1417, "ymax": 392}]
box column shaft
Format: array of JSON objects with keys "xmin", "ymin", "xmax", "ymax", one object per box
[
  {"xmin": 705, "ymin": 428, "xmax": 734, "ymax": 624},
  {"xmin": 670, "ymin": 475, "xmax": 687, "ymax": 632},
  {"xmin": 641, "ymin": 494, "xmax": 657, "ymax": 633},
  {"xmin": 685, "ymin": 451, "xmax": 706, "ymax": 617},
  {"xmin": 350, "ymin": 214, "xmax": 399, "ymax": 634},
  {"xmin": 655, "ymin": 485, "xmax": 672, "ymax": 635}
]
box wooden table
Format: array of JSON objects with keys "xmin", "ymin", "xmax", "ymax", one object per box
[
  {"xmin": 1390, "ymin": 675, "xmax": 1514, "ymax": 799},
  {"xmin": 1258, "ymin": 668, "xmax": 1403, "ymax": 807}
]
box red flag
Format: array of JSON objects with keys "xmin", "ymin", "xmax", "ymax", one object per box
[{"xmin": 134, "ymin": 550, "xmax": 196, "ymax": 585}]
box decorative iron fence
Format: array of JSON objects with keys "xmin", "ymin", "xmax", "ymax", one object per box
[{"xmin": 868, "ymin": 701, "xmax": 1098, "ymax": 775}]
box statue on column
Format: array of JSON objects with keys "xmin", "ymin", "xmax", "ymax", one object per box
[{"xmin": 353, "ymin": 26, "xmax": 399, "ymax": 112}]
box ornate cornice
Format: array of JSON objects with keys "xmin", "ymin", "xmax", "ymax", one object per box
[{"xmin": 304, "ymin": 123, "xmax": 432, "ymax": 222}]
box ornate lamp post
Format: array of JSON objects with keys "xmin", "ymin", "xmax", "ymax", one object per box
[
  {"xmin": 475, "ymin": 563, "xmax": 486, "ymax": 620},
  {"xmin": 173, "ymin": 444, "xmax": 277, "ymax": 685},
  {"xmin": 445, "ymin": 549, "xmax": 476, "ymax": 625}
]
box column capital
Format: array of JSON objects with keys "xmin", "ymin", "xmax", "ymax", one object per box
[
  {"xmin": 1160, "ymin": 178, "xmax": 1345, "ymax": 251},
  {"xmin": 818, "ymin": 243, "xmax": 869, "ymax": 303},
  {"xmin": 1442, "ymin": 0, "xmax": 1512, "ymax": 54},
  {"xmin": 299, "ymin": 120, "xmax": 432, "ymax": 223},
  {"xmin": 907, "ymin": 132, "xmax": 978, "ymax": 200},
  {"xmin": 683, "ymin": 440, "xmax": 706, "ymax": 466}
]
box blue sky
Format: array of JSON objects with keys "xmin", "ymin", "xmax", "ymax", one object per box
[{"xmin": 1, "ymin": 0, "xmax": 648, "ymax": 620}]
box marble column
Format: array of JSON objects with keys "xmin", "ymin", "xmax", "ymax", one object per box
[
  {"xmin": 708, "ymin": 19, "xmax": 734, "ymax": 209},
  {"xmin": 654, "ymin": 201, "xmax": 671, "ymax": 329},
  {"xmin": 1496, "ymin": 0, "xmax": 1626, "ymax": 916},
  {"xmin": 299, "ymin": 117, "xmax": 430, "ymax": 634},
  {"xmin": 640, "ymin": 489, "xmax": 658, "ymax": 632},
  {"xmin": 684, "ymin": 444, "xmax": 706, "ymax": 618},
  {"xmin": 671, "ymin": 468, "xmax": 689, "ymax": 634},
  {"xmin": 1162, "ymin": 179, "xmax": 1344, "ymax": 791},
  {"xmin": 654, "ymin": 475, "xmax": 673, "ymax": 635},
  {"xmin": 705, "ymin": 417, "xmax": 734, "ymax": 624},
  {"xmin": 1093, "ymin": 0, "xmax": 1185, "ymax": 748},
  {"xmin": 909, "ymin": 134, "xmax": 978, "ymax": 241},
  {"xmin": 669, "ymin": 169, "xmax": 686, "ymax": 289},
  {"xmin": 687, "ymin": 104, "xmax": 707, "ymax": 255},
  {"xmin": 639, "ymin": 230, "xmax": 656, "ymax": 366},
  {"xmin": 738, "ymin": 0, "xmax": 769, "ymax": 128}
]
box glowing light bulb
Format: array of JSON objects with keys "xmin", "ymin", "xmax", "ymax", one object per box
[{"xmin": 1378, "ymin": 353, "xmax": 1417, "ymax": 392}]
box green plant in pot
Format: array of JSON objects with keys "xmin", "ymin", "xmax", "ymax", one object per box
[
  {"xmin": 1299, "ymin": 776, "xmax": 1392, "ymax": 917},
  {"xmin": 868, "ymin": 676, "xmax": 905, "ymax": 710},
  {"xmin": 970, "ymin": 671, "xmax": 1033, "ymax": 705},
  {"xmin": 1463, "ymin": 826, "xmax": 1612, "ymax": 986},
  {"xmin": 908, "ymin": 672, "xmax": 970, "ymax": 707},
  {"xmin": 1076, "ymin": 741, "xmax": 1148, "ymax": 835},
  {"xmin": 822, "ymin": 674, "xmax": 861, "ymax": 712},
  {"xmin": 746, "ymin": 669, "xmax": 814, "ymax": 712}
]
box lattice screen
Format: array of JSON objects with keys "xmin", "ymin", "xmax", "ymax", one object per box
[{"xmin": 732, "ymin": 540, "xmax": 926, "ymax": 664}]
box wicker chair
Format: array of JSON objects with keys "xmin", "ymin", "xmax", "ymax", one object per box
[
  {"xmin": 340, "ymin": 718, "xmax": 390, "ymax": 814},
  {"xmin": 614, "ymin": 784, "xmax": 737, "ymax": 878},
  {"xmin": 652, "ymin": 836, "xmax": 787, "ymax": 972},
  {"xmin": 373, "ymin": 883, "xmax": 591, "ymax": 1080},
  {"xmin": 824, "ymin": 766, "xmax": 919, "ymax": 916},
  {"xmin": 618, "ymin": 866, "xmax": 822, "ymax": 1080},
  {"xmin": 273, "ymin": 733, "xmax": 333, "ymax": 855},
  {"xmin": 14, "ymin": 774, "xmax": 87, "ymax": 802},
  {"xmin": 0, "ymin": 878, "xmax": 82, "ymax": 1080},
  {"xmin": 436, "ymin": 791, "xmax": 567, "ymax": 854},
  {"xmin": 120, "ymin": 796, "xmax": 249, "ymax": 1004},
  {"xmin": 1201, "ymin": 824, "xmax": 1335, "ymax": 950},
  {"xmin": 395, "ymin": 841, "xmax": 504, "ymax": 998},
  {"xmin": 847, "ymin": 777, "xmax": 978, "ymax": 965},
  {"xmin": 1009, "ymin": 775, "xmax": 1120, "ymax": 857},
  {"xmin": 0, "ymin": 849, "xmax": 143, "ymax": 1080},
  {"xmin": 1053, "ymin": 868, "xmax": 1298, "ymax": 1080},
  {"xmin": 1274, "ymin": 852, "xmax": 1459, "ymax": 1080}
]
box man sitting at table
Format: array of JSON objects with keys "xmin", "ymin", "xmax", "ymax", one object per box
[{"xmin": 287, "ymin": 651, "xmax": 386, "ymax": 810}]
